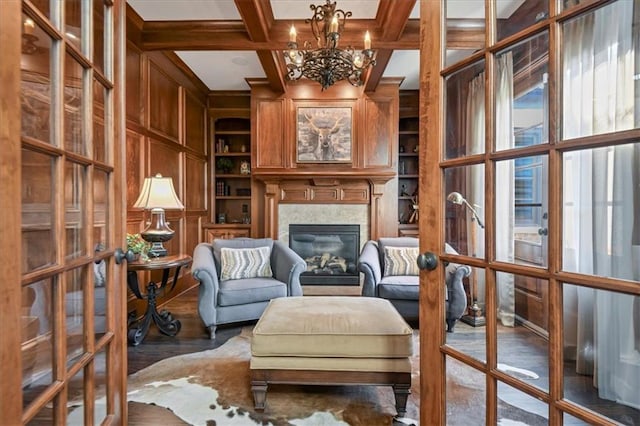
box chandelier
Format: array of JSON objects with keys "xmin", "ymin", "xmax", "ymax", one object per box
[{"xmin": 285, "ymin": 0, "xmax": 376, "ymax": 91}]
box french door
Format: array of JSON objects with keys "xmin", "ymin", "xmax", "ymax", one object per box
[
  {"xmin": 0, "ymin": 0, "xmax": 128, "ymax": 424},
  {"xmin": 419, "ymin": 0, "xmax": 640, "ymax": 424}
]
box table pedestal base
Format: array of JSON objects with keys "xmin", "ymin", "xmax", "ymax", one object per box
[{"xmin": 128, "ymin": 278, "xmax": 181, "ymax": 346}]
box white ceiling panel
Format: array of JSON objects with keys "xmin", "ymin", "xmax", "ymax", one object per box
[
  {"xmin": 127, "ymin": 0, "xmax": 241, "ymax": 21},
  {"xmin": 175, "ymin": 51, "xmax": 266, "ymax": 90},
  {"xmin": 383, "ymin": 50, "xmax": 419, "ymax": 90},
  {"xmin": 271, "ymin": 0, "xmax": 380, "ymax": 19}
]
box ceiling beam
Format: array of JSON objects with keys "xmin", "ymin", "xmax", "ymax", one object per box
[
  {"xmin": 140, "ymin": 19, "xmax": 483, "ymax": 52},
  {"xmin": 234, "ymin": 0, "xmax": 284, "ymax": 92}
]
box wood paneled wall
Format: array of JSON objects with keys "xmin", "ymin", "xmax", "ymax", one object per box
[
  {"xmin": 248, "ymin": 78, "xmax": 401, "ymax": 238},
  {"xmin": 126, "ymin": 11, "xmax": 208, "ymax": 315}
]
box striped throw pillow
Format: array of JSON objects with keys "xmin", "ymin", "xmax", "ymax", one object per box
[
  {"xmin": 220, "ymin": 246, "xmax": 273, "ymax": 281},
  {"xmin": 383, "ymin": 246, "xmax": 419, "ymax": 277}
]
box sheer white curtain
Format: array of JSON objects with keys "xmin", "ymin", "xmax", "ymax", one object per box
[
  {"xmin": 495, "ymin": 52, "xmax": 515, "ymax": 327},
  {"xmin": 562, "ymin": 0, "xmax": 640, "ymax": 409},
  {"xmin": 465, "ymin": 71, "xmax": 486, "ymax": 306}
]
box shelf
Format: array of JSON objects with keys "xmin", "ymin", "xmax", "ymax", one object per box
[
  {"xmin": 399, "ymin": 130, "xmax": 418, "ymax": 135},
  {"xmin": 214, "ymin": 130, "xmax": 250, "ymax": 135},
  {"xmin": 215, "ymin": 152, "xmax": 250, "ymax": 157},
  {"xmin": 215, "ymin": 196, "xmax": 251, "ymax": 200},
  {"xmin": 215, "ymin": 174, "xmax": 251, "ymax": 179},
  {"xmin": 399, "ymin": 174, "xmax": 419, "ymax": 178},
  {"xmin": 399, "ymin": 152, "xmax": 418, "ymax": 157}
]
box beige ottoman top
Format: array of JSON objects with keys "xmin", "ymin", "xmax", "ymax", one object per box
[{"xmin": 251, "ymin": 296, "xmax": 413, "ymax": 358}]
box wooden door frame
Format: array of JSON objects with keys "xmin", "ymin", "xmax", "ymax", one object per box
[
  {"xmin": 0, "ymin": 0, "xmax": 25, "ymax": 420},
  {"xmin": 418, "ymin": 1, "xmax": 445, "ymax": 424}
]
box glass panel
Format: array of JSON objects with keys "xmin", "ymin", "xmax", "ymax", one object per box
[
  {"xmin": 65, "ymin": 0, "xmax": 82, "ymax": 49},
  {"xmin": 496, "ymin": 272, "xmax": 549, "ymax": 392},
  {"xmin": 562, "ymin": 143, "xmax": 639, "ymax": 281},
  {"xmin": 562, "ymin": 1, "xmax": 639, "ymax": 140},
  {"xmin": 22, "ymin": 149, "xmax": 56, "ymax": 273},
  {"xmin": 22, "ymin": 279, "xmax": 54, "ymax": 409},
  {"xmin": 447, "ymin": 357, "xmax": 486, "ymax": 423},
  {"xmin": 446, "ymin": 268, "xmax": 487, "ymax": 363},
  {"xmin": 93, "ymin": 79, "xmax": 106, "ymax": 162},
  {"xmin": 29, "ymin": 1, "xmax": 50, "ymax": 20},
  {"xmin": 497, "ymin": 382, "xmax": 548, "ymax": 424},
  {"xmin": 64, "ymin": 53, "xmax": 85, "ymax": 155},
  {"xmin": 495, "ymin": 156, "xmax": 548, "ymax": 267},
  {"xmin": 495, "ymin": 32, "xmax": 549, "ymax": 151},
  {"xmin": 445, "ymin": 164, "xmax": 485, "ymax": 258},
  {"xmin": 21, "ymin": 14, "xmax": 53, "ymax": 144},
  {"xmin": 66, "ymin": 368, "xmax": 85, "ymax": 425},
  {"xmin": 93, "ymin": 0, "xmax": 105, "ymax": 74},
  {"xmin": 93, "ymin": 169, "xmax": 109, "ymax": 251},
  {"xmin": 445, "ymin": 0, "xmax": 485, "ymax": 66},
  {"xmin": 66, "ymin": 267, "xmax": 85, "ymax": 368},
  {"xmin": 563, "ymin": 283, "xmax": 640, "ymax": 423},
  {"xmin": 94, "ymin": 349, "xmax": 108, "ymax": 421},
  {"xmin": 563, "ymin": 412, "xmax": 590, "ymax": 425},
  {"xmin": 561, "ymin": 0, "xmax": 589, "ymax": 12},
  {"xmin": 497, "ymin": 0, "xmax": 549, "ymax": 41},
  {"xmin": 445, "ymin": 60, "xmax": 486, "ymax": 159},
  {"xmin": 65, "ymin": 161, "xmax": 85, "ymax": 260}
]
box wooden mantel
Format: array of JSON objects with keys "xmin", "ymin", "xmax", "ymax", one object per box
[{"xmin": 254, "ymin": 174, "xmax": 395, "ymax": 241}]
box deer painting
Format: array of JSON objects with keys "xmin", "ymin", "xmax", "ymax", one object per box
[{"xmin": 297, "ymin": 107, "xmax": 351, "ymax": 162}]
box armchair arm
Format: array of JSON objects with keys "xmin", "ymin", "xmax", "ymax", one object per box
[
  {"xmin": 358, "ymin": 240, "xmax": 382, "ymax": 297},
  {"xmin": 192, "ymin": 242, "xmax": 220, "ymax": 328},
  {"xmin": 271, "ymin": 240, "xmax": 306, "ymax": 296}
]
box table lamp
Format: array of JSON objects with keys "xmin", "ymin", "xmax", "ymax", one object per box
[{"xmin": 133, "ymin": 173, "xmax": 184, "ymax": 257}]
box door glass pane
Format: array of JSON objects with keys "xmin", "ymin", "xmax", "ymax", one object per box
[
  {"xmin": 65, "ymin": 0, "xmax": 82, "ymax": 50},
  {"xmin": 66, "ymin": 267, "xmax": 86, "ymax": 369},
  {"xmin": 563, "ymin": 412, "xmax": 590, "ymax": 425},
  {"xmin": 562, "ymin": 0, "xmax": 639, "ymax": 140},
  {"xmin": 21, "ymin": 14, "xmax": 53, "ymax": 144},
  {"xmin": 495, "ymin": 32, "xmax": 549, "ymax": 152},
  {"xmin": 445, "ymin": 60, "xmax": 486, "ymax": 159},
  {"xmin": 446, "ymin": 267, "xmax": 487, "ymax": 363},
  {"xmin": 93, "ymin": 79, "xmax": 106, "ymax": 162},
  {"xmin": 447, "ymin": 358, "xmax": 486, "ymax": 423},
  {"xmin": 22, "ymin": 149, "xmax": 56, "ymax": 273},
  {"xmin": 93, "ymin": 0, "xmax": 106, "ymax": 74},
  {"xmin": 562, "ymin": 143, "xmax": 639, "ymax": 281},
  {"xmin": 445, "ymin": 0, "xmax": 484, "ymax": 67},
  {"xmin": 94, "ymin": 169, "xmax": 109, "ymax": 250},
  {"xmin": 22, "ymin": 279, "xmax": 55, "ymax": 409},
  {"xmin": 66, "ymin": 368, "xmax": 85, "ymax": 424},
  {"xmin": 28, "ymin": 1, "xmax": 50, "ymax": 20},
  {"xmin": 65, "ymin": 161, "xmax": 85, "ymax": 260},
  {"xmin": 93, "ymin": 349, "xmax": 109, "ymax": 421},
  {"xmin": 563, "ymin": 283, "xmax": 640, "ymax": 423},
  {"xmin": 495, "ymin": 156, "xmax": 548, "ymax": 267},
  {"xmin": 445, "ymin": 164, "xmax": 485, "ymax": 258},
  {"xmin": 496, "ymin": 272, "xmax": 549, "ymax": 392},
  {"xmin": 497, "ymin": 0, "xmax": 549, "ymax": 41},
  {"xmin": 497, "ymin": 382, "xmax": 548, "ymax": 424},
  {"xmin": 64, "ymin": 53, "xmax": 85, "ymax": 155}
]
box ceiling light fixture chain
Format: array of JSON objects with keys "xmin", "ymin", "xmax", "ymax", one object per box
[{"xmin": 285, "ymin": 0, "xmax": 376, "ymax": 91}]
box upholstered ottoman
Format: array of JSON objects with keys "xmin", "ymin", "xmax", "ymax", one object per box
[{"xmin": 250, "ymin": 296, "xmax": 414, "ymax": 415}]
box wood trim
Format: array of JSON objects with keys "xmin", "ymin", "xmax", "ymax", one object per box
[{"xmin": 0, "ymin": 0, "xmax": 23, "ymax": 421}]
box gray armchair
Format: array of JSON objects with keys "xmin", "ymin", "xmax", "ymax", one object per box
[
  {"xmin": 192, "ymin": 238, "xmax": 306, "ymax": 339},
  {"xmin": 357, "ymin": 237, "xmax": 471, "ymax": 332}
]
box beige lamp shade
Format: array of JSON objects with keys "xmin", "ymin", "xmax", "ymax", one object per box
[{"xmin": 133, "ymin": 173, "xmax": 184, "ymax": 210}]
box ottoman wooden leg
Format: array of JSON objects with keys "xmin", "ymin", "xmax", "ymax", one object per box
[
  {"xmin": 393, "ymin": 382, "xmax": 411, "ymax": 417},
  {"xmin": 251, "ymin": 380, "xmax": 268, "ymax": 411}
]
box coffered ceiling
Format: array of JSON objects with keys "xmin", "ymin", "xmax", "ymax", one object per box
[{"xmin": 126, "ymin": 0, "xmax": 524, "ymax": 92}]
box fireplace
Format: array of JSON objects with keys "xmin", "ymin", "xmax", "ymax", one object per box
[{"xmin": 289, "ymin": 224, "xmax": 360, "ymax": 286}]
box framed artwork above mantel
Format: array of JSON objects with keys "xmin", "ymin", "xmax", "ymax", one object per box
[{"xmin": 296, "ymin": 106, "xmax": 352, "ymax": 163}]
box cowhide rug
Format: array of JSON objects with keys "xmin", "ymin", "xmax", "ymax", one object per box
[{"xmin": 119, "ymin": 327, "xmax": 547, "ymax": 426}]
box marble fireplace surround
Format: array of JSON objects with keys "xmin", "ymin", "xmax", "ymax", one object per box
[{"xmin": 256, "ymin": 175, "xmax": 394, "ymax": 244}]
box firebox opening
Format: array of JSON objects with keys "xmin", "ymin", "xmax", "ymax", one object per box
[{"xmin": 289, "ymin": 224, "xmax": 360, "ymax": 286}]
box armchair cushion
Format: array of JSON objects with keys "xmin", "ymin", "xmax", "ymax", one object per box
[
  {"xmin": 382, "ymin": 246, "xmax": 420, "ymax": 277},
  {"xmin": 217, "ymin": 277, "xmax": 286, "ymax": 306},
  {"xmin": 220, "ymin": 246, "xmax": 273, "ymax": 280}
]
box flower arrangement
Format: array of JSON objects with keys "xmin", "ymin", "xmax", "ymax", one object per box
[
  {"xmin": 216, "ymin": 157, "xmax": 234, "ymax": 174},
  {"xmin": 126, "ymin": 233, "xmax": 150, "ymax": 261}
]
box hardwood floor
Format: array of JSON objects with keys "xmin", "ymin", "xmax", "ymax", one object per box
[{"xmin": 127, "ymin": 287, "xmax": 639, "ymax": 425}]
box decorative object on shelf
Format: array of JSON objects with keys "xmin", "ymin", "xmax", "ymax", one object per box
[
  {"xmin": 217, "ymin": 213, "xmax": 227, "ymax": 224},
  {"xmin": 408, "ymin": 195, "xmax": 419, "ymax": 224},
  {"xmin": 413, "ymin": 144, "xmax": 419, "ymax": 153},
  {"xmin": 216, "ymin": 138, "xmax": 225, "ymax": 153},
  {"xmin": 126, "ymin": 233, "xmax": 150, "ymax": 262},
  {"xmin": 242, "ymin": 204, "xmax": 251, "ymax": 224},
  {"xmin": 284, "ymin": 0, "xmax": 376, "ymax": 90},
  {"xmin": 216, "ymin": 157, "xmax": 234, "ymax": 174},
  {"xmin": 399, "ymin": 145, "xmax": 405, "ymax": 153},
  {"xmin": 240, "ymin": 144, "xmax": 247, "ymax": 153},
  {"xmin": 240, "ymin": 160, "xmax": 251, "ymax": 175},
  {"xmin": 399, "ymin": 161, "xmax": 405, "ymax": 175},
  {"xmin": 133, "ymin": 173, "xmax": 185, "ymax": 257},
  {"xmin": 400, "ymin": 184, "xmax": 410, "ymax": 196},
  {"xmin": 297, "ymin": 106, "xmax": 352, "ymax": 163}
]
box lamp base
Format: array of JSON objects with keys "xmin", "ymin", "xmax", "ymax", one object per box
[
  {"xmin": 147, "ymin": 242, "xmax": 168, "ymax": 258},
  {"xmin": 460, "ymin": 302, "xmax": 486, "ymax": 327}
]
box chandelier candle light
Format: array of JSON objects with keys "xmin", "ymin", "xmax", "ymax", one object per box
[
  {"xmin": 133, "ymin": 173, "xmax": 185, "ymax": 258},
  {"xmin": 285, "ymin": 0, "xmax": 376, "ymax": 90}
]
